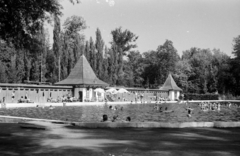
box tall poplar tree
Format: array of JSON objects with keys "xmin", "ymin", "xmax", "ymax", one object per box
[
  {"xmin": 53, "ymin": 14, "xmax": 61, "ymax": 82},
  {"xmin": 102, "ymin": 46, "xmax": 109, "ymax": 82},
  {"xmin": 84, "ymin": 40, "xmax": 90, "ymax": 61},
  {"xmin": 95, "ymin": 28, "xmax": 104, "ymax": 78},
  {"xmin": 89, "ymin": 37, "xmax": 96, "ymax": 73}
]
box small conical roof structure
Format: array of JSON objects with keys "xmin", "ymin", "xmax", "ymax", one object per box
[
  {"xmin": 160, "ymin": 73, "xmax": 182, "ymax": 91},
  {"xmin": 55, "ymin": 55, "xmax": 109, "ymax": 87}
]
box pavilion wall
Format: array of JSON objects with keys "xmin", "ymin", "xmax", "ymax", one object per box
[
  {"xmin": 0, "ymin": 84, "xmax": 72, "ymax": 103},
  {"xmin": 126, "ymin": 88, "xmax": 169, "ymax": 101}
]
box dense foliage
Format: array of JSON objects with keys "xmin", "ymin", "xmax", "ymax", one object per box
[
  {"xmin": 0, "ymin": 1, "xmax": 240, "ymax": 97},
  {"xmin": 184, "ymin": 93, "xmax": 219, "ymax": 100}
]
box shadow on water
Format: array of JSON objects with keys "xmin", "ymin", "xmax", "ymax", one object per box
[{"xmin": 1, "ymin": 122, "xmax": 240, "ymax": 156}]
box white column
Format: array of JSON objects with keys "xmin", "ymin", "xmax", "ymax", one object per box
[
  {"xmin": 82, "ymin": 88, "xmax": 86, "ymax": 101},
  {"xmin": 169, "ymin": 91, "xmax": 174, "ymax": 101},
  {"xmin": 176, "ymin": 91, "xmax": 180, "ymax": 100}
]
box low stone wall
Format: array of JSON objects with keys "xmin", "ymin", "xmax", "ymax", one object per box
[
  {"xmin": 2, "ymin": 100, "xmax": 240, "ymax": 109},
  {"xmin": 1, "ymin": 101, "xmax": 169, "ymax": 108},
  {"xmin": 72, "ymin": 122, "xmax": 216, "ymax": 128},
  {"xmin": 1, "ymin": 115, "xmax": 240, "ymax": 128}
]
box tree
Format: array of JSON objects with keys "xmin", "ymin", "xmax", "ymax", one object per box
[
  {"xmin": 107, "ymin": 45, "xmax": 118, "ymax": 85},
  {"xmin": 156, "ymin": 40, "xmax": 180, "ymax": 84},
  {"xmin": 182, "ymin": 48, "xmax": 214, "ymax": 93},
  {"xmin": 84, "ymin": 40, "xmax": 90, "ymax": 61},
  {"xmin": 211, "ymin": 49, "xmax": 231, "ymax": 94},
  {"xmin": 89, "ymin": 37, "xmax": 97, "ymax": 73},
  {"xmin": 45, "ymin": 50, "xmax": 58, "ymax": 83},
  {"xmin": 53, "ymin": 14, "xmax": 61, "ymax": 81},
  {"xmin": 122, "ymin": 59, "xmax": 135, "ymax": 87},
  {"xmin": 142, "ymin": 40, "xmax": 179, "ymax": 88},
  {"xmin": 0, "ymin": 61, "xmax": 7, "ymax": 83},
  {"xmin": 0, "ymin": 40, "xmax": 25, "ymax": 83},
  {"xmin": 0, "ymin": 0, "xmax": 79, "ymax": 48},
  {"xmin": 95, "ymin": 28, "xmax": 104, "ymax": 78},
  {"xmin": 101, "ymin": 46, "xmax": 110, "ymax": 83},
  {"xmin": 232, "ymin": 35, "xmax": 240, "ymax": 59},
  {"xmin": 61, "ymin": 15, "xmax": 86, "ymax": 78},
  {"xmin": 111, "ymin": 27, "xmax": 138, "ymax": 54},
  {"xmin": 63, "ymin": 15, "xmax": 86, "ymax": 37},
  {"xmin": 127, "ymin": 51, "xmax": 144, "ymax": 87},
  {"xmin": 230, "ymin": 35, "xmax": 240, "ymax": 95},
  {"xmin": 110, "ymin": 27, "xmax": 138, "ymax": 85},
  {"xmin": 141, "ymin": 50, "xmax": 159, "ymax": 88},
  {"xmin": 174, "ymin": 59, "xmax": 192, "ymax": 92}
]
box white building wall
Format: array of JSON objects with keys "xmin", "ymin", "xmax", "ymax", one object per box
[
  {"xmin": 176, "ymin": 91, "xmax": 180, "ymax": 100},
  {"xmin": 169, "ymin": 91, "xmax": 175, "ymax": 101}
]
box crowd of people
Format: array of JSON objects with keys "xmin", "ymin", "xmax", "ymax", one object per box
[
  {"xmin": 18, "ymin": 94, "xmax": 33, "ymax": 103},
  {"xmin": 151, "ymin": 100, "xmax": 240, "ymax": 118},
  {"xmin": 46, "ymin": 94, "xmax": 79, "ymax": 103},
  {"xmin": 101, "ymin": 114, "xmax": 131, "ymax": 123},
  {"xmin": 199, "ymin": 102, "xmax": 222, "ymax": 112}
]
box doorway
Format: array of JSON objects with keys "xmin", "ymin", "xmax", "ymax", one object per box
[{"xmin": 79, "ymin": 91, "xmax": 83, "ymax": 102}]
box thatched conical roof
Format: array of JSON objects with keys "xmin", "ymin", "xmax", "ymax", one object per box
[
  {"xmin": 160, "ymin": 73, "xmax": 182, "ymax": 91},
  {"xmin": 55, "ymin": 55, "xmax": 109, "ymax": 87}
]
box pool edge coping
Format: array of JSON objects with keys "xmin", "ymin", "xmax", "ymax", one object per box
[{"xmin": 0, "ymin": 115, "xmax": 240, "ymax": 128}]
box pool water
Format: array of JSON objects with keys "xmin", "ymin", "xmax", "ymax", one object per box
[{"xmin": 0, "ymin": 102, "xmax": 240, "ymax": 122}]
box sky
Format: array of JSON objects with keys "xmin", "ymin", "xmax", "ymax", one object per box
[{"xmin": 48, "ymin": 0, "xmax": 240, "ymax": 57}]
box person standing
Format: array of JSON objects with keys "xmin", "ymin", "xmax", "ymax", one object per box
[
  {"xmin": 25, "ymin": 92, "xmax": 28, "ymax": 103},
  {"xmin": 186, "ymin": 106, "xmax": 193, "ymax": 117},
  {"xmin": 2, "ymin": 97, "xmax": 6, "ymax": 109},
  {"xmin": 140, "ymin": 93, "xmax": 144, "ymax": 103},
  {"xmin": 217, "ymin": 103, "xmax": 221, "ymax": 111},
  {"xmin": 135, "ymin": 92, "xmax": 138, "ymax": 103},
  {"xmin": 12, "ymin": 90, "xmax": 15, "ymax": 103}
]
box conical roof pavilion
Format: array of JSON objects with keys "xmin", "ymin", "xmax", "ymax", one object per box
[
  {"xmin": 160, "ymin": 73, "xmax": 182, "ymax": 91},
  {"xmin": 55, "ymin": 55, "xmax": 109, "ymax": 87}
]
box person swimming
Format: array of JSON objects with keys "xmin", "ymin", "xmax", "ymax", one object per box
[
  {"xmin": 101, "ymin": 114, "xmax": 108, "ymax": 122},
  {"xmin": 126, "ymin": 116, "xmax": 131, "ymax": 122}
]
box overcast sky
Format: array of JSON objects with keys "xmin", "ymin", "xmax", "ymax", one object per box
[{"xmin": 49, "ymin": 0, "xmax": 240, "ymax": 57}]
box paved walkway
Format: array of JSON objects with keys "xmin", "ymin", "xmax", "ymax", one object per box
[{"xmin": 0, "ymin": 122, "xmax": 240, "ymax": 156}]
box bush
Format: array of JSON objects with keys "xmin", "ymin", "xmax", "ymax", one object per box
[
  {"xmin": 219, "ymin": 94, "xmax": 240, "ymax": 100},
  {"xmin": 184, "ymin": 93, "xmax": 219, "ymax": 100}
]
